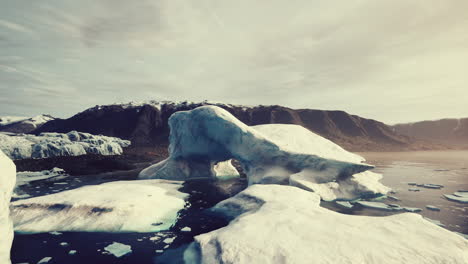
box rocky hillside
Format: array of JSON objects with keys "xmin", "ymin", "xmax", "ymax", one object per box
[
  {"xmin": 393, "ymin": 118, "xmax": 468, "ymax": 148},
  {"xmin": 0, "ymin": 115, "xmax": 55, "ymax": 133},
  {"xmin": 35, "ymin": 101, "xmax": 427, "ymax": 151}
]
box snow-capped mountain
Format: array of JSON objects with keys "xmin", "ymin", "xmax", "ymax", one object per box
[
  {"xmin": 0, "ymin": 115, "xmax": 55, "ymax": 133},
  {"xmin": 34, "ymin": 101, "xmax": 419, "ymax": 151}
]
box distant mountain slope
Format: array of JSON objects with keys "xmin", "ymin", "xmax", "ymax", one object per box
[
  {"xmin": 0, "ymin": 115, "xmax": 55, "ymax": 133},
  {"xmin": 35, "ymin": 101, "xmax": 426, "ymax": 151},
  {"xmin": 393, "ymin": 118, "xmax": 468, "ymax": 148}
]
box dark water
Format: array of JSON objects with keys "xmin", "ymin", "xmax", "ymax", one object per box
[
  {"xmin": 354, "ymin": 151, "xmax": 468, "ymax": 234},
  {"xmin": 11, "ymin": 151, "xmax": 468, "ymax": 263},
  {"xmin": 11, "ymin": 177, "xmax": 247, "ymax": 264}
]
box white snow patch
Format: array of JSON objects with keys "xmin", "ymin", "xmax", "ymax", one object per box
[
  {"xmin": 186, "ymin": 185, "xmax": 468, "ymax": 264},
  {"xmin": 11, "ymin": 180, "xmax": 187, "ymax": 233}
]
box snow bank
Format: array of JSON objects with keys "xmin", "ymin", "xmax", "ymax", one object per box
[
  {"xmin": 0, "ymin": 116, "xmax": 29, "ymax": 126},
  {"xmin": 184, "ymin": 185, "xmax": 468, "ymax": 264},
  {"xmin": 11, "ymin": 180, "xmax": 187, "ymax": 233},
  {"xmin": 140, "ymin": 106, "xmax": 388, "ymax": 201},
  {"xmin": 0, "ymin": 131, "xmax": 131, "ymax": 160},
  {"xmin": 0, "ymin": 150, "xmax": 16, "ymax": 264}
]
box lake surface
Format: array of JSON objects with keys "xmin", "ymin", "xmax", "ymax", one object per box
[{"xmin": 10, "ymin": 151, "xmax": 468, "ymax": 263}]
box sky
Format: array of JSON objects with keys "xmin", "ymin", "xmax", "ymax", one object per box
[{"xmin": 0, "ymin": 0, "xmax": 467, "ymax": 124}]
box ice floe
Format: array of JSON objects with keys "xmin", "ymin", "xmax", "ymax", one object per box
[
  {"xmin": 426, "ymin": 205, "xmax": 441, "ymax": 211},
  {"xmin": 444, "ymin": 191, "xmax": 468, "ymax": 203},
  {"xmin": 0, "ymin": 150, "xmax": 16, "ymax": 264},
  {"xmin": 185, "ymin": 185, "xmax": 468, "ymax": 264},
  {"xmin": 140, "ymin": 106, "xmax": 389, "ymax": 201},
  {"xmin": 0, "ymin": 131, "xmax": 130, "ymax": 160},
  {"xmin": 104, "ymin": 242, "xmax": 132, "ymax": 258},
  {"xmin": 37, "ymin": 257, "xmax": 52, "ymax": 264},
  {"xmin": 11, "ymin": 180, "xmax": 187, "ymax": 233}
]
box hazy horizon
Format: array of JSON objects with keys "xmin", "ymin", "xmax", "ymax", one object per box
[{"xmin": 1, "ymin": 0, "xmax": 467, "ymax": 124}]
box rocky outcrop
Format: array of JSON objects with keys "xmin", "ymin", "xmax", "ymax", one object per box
[
  {"xmin": 35, "ymin": 101, "xmax": 416, "ymax": 151},
  {"xmin": 393, "ymin": 118, "xmax": 468, "ymax": 148}
]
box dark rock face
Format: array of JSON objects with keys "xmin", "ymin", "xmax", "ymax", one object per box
[
  {"xmin": 35, "ymin": 101, "xmax": 418, "ymax": 151},
  {"xmin": 393, "ymin": 118, "xmax": 468, "ymax": 148}
]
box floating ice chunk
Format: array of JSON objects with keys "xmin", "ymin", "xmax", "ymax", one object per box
[
  {"xmin": 104, "ymin": 242, "xmax": 132, "ymax": 258},
  {"xmin": 163, "ymin": 237, "xmax": 176, "ymax": 244},
  {"xmin": 49, "ymin": 231, "xmax": 62, "ymax": 236},
  {"xmin": 37, "ymin": 257, "xmax": 52, "ymax": 264},
  {"xmin": 357, "ymin": 201, "xmax": 404, "ymax": 212},
  {"xmin": 444, "ymin": 193, "xmax": 468, "ymax": 203},
  {"xmin": 181, "ymin": 226, "xmax": 192, "ymax": 232},
  {"xmin": 403, "ymin": 207, "xmax": 422, "ymax": 213},
  {"xmin": 335, "ymin": 201, "xmax": 353, "ymax": 209},
  {"xmin": 60, "ymin": 242, "xmax": 69, "ymax": 247},
  {"xmin": 11, "ymin": 180, "xmax": 187, "ymax": 233},
  {"xmin": 188, "ymin": 185, "xmax": 468, "ymax": 264},
  {"xmin": 139, "ymin": 106, "xmax": 386, "ymax": 201},
  {"xmin": 426, "ymin": 205, "xmax": 441, "ymax": 211},
  {"xmin": 421, "ymin": 184, "xmax": 443, "ymax": 189},
  {"xmin": 68, "ymin": 250, "xmax": 77, "ymax": 255},
  {"xmin": 387, "ymin": 195, "xmax": 400, "ymax": 201},
  {"xmin": 156, "ymin": 250, "xmax": 164, "ymax": 253}
]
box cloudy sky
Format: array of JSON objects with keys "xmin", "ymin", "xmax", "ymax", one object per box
[{"xmin": 1, "ymin": 0, "xmax": 467, "ymax": 124}]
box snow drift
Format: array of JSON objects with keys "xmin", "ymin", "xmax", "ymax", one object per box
[
  {"xmin": 139, "ymin": 106, "xmax": 389, "ymax": 201},
  {"xmin": 0, "ymin": 150, "xmax": 16, "ymax": 264},
  {"xmin": 0, "ymin": 131, "xmax": 131, "ymax": 160},
  {"xmin": 184, "ymin": 185, "xmax": 468, "ymax": 264},
  {"xmin": 11, "ymin": 180, "xmax": 187, "ymax": 233}
]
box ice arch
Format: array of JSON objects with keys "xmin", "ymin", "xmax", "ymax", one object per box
[{"xmin": 139, "ymin": 106, "xmax": 389, "ymax": 200}]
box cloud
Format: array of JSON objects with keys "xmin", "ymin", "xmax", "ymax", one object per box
[{"xmin": 0, "ymin": 0, "xmax": 467, "ymax": 123}]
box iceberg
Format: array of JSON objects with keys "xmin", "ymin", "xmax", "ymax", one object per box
[
  {"xmin": 140, "ymin": 106, "xmax": 389, "ymax": 201},
  {"xmin": 184, "ymin": 185, "xmax": 468, "ymax": 264},
  {"xmin": 11, "ymin": 180, "xmax": 188, "ymax": 233},
  {"xmin": 0, "ymin": 131, "xmax": 131, "ymax": 160},
  {"xmin": 0, "ymin": 150, "xmax": 16, "ymax": 264}
]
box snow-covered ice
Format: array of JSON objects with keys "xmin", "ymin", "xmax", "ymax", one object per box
[
  {"xmin": 444, "ymin": 191, "xmax": 468, "ymax": 203},
  {"xmin": 104, "ymin": 242, "xmax": 132, "ymax": 258},
  {"xmin": 11, "ymin": 180, "xmax": 187, "ymax": 233},
  {"xmin": 0, "ymin": 131, "xmax": 130, "ymax": 160},
  {"xmin": 140, "ymin": 106, "xmax": 389, "ymax": 201},
  {"xmin": 0, "ymin": 150, "xmax": 16, "ymax": 264},
  {"xmin": 184, "ymin": 185, "xmax": 468, "ymax": 264}
]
